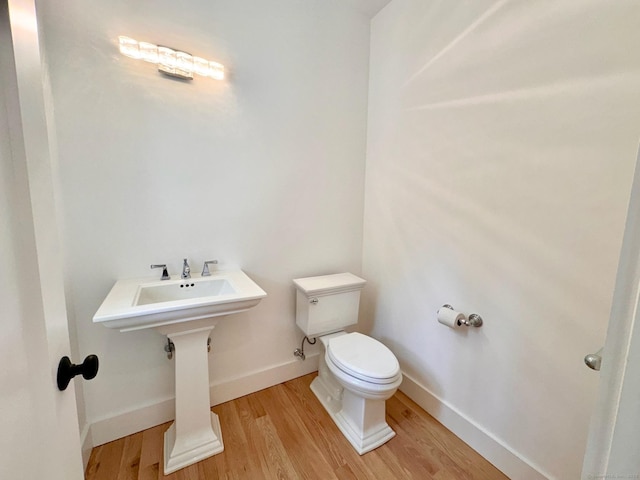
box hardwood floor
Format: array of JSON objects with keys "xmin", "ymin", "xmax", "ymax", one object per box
[{"xmin": 85, "ymin": 373, "xmax": 509, "ymax": 480}]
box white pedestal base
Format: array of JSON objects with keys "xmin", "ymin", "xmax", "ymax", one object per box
[
  {"xmin": 163, "ymin": 412, "xmax": 224, "ymax": 475},
  {"xmin": 310, "ymin": 375, "xmax": 395, "ymax": 455},
  {"xmin": 156, "ymin": 319, "xmax": 225, "ymax": 475}
]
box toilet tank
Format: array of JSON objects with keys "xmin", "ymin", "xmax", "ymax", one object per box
[{"xmin": 293, "ymin": 273, "xmax": 366, "ymax": 337}]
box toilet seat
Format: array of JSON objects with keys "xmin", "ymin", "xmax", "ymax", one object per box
[{"xmin": 327, "ymin": 332, "xmax": 400, "ymax": 385}]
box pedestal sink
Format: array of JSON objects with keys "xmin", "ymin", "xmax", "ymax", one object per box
[{"xmin": 93, "ymin": 268, "xmax": 267, "ymax": 474}]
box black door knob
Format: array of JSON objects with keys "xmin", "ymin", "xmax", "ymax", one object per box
[{"xmin": 57, "ymin": 354, "xmax": 99, "ymax": 391}]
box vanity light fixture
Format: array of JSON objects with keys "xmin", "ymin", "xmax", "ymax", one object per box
[{"xmin": 118, "ymin": 36, "xmax": 225, "ymax": 81}]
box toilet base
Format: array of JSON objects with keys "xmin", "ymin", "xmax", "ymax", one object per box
[{"xmin": 310, "ymin": 375, "xmax": 396, "ymax": 455}]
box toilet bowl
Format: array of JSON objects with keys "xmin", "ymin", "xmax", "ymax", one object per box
[
  {"xmin": 293, "ymin": 273, "xmax": 402, "ymax": 454},
  {"xmin": 326, "ymin": 332, "xmax": 402, "ymax": 399},
  {"xmin": 313, "ymin": 331, "xmax": 402, "ymax": 454}
]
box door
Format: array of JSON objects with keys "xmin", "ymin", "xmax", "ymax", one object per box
[
  {"xmin": 0, "ymin": 0, "xmax": 84, "ymax": 478},
  {"xmin": 582, "ymin": 145, "xmax": 640, "ymax": 479}
]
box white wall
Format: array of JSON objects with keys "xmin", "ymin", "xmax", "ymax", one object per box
[
  {"xmin": 38, "ymin": 0, "xmax": 370, "ymax": 438},
  {"xmin": 364, "ymin": 1, "xmax": 640, "ymax": 479}
]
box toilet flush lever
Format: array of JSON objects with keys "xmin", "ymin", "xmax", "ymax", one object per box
[{"xmin": 310, "ymin": 298, "xmax": 318, "ymax": 305}]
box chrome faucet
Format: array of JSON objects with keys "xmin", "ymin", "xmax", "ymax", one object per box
[
  {"xmin": 201, "ymin": 260, "xmax": 218, "ymax": 276},
  {"xmin": 151, "ymin": 264, "xmax": 170, "ymax": 280},
  {"xmin": 181, "ymin": 258, "xmax": 191, "ymax": 279}
]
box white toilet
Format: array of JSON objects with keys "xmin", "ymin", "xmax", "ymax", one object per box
[{"xmin": 293, "ymin": 272, "xmax": 402, "ymax": 455}]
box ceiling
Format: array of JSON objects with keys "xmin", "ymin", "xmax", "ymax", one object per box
[{"xmin": 345, "ymin": 0, "xmax": 392, "ymax": 18}]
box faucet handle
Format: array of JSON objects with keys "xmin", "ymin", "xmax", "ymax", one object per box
[
  {"xmin": 201, "ymin": 260, "xmax": 218, "ymax": 277},
  {"xmin": 151, "ymin": 264, "xmax": 170, "ymax": 280}
]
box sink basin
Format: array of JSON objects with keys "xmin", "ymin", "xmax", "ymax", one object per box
[
  {"xmin": 93, "ymin": 267, "xmax": 267, "ymax": 474},
  {"xmin": 135, "ymin": 278, "xmax": 235, "ymax": 305},
  {"xmin": 93, "ymin": 269, "xmax": 267, "ymax": 332}
]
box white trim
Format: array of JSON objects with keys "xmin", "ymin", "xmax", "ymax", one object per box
[
  {"xmin": 89, "ymin": 354, "xmax": 320, "ymax": 446},
  {"xmin": 582, "ymin": 146, "xmax": 640, "ymax": 478},
  {"xmin": 79, "ymin": 423, "xmax": 93, "ymax": 471},
  {"xmin": 400, "ymin": 372, "xmax": 551, "ymax": 480}
]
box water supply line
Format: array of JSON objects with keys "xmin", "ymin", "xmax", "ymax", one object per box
[
  {"xmin": 294, "ymin": 336, "xmax": 316, "ymax": 361},
  {"xmin": 164, "ymin": 337, "xmax": 211, "ymax": 359}
]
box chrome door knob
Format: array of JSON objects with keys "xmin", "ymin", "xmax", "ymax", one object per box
[{"xmin": 584, "ymin": 348, "xmax": 603, "ymax": 371}]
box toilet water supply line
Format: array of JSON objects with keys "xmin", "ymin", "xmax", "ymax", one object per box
[{"xmin": 294, "ymin": 336, "xmax": 316, "ymax": 361}]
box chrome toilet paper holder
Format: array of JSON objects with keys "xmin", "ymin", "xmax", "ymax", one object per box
[{"xmin": 442, "ymin": 304, "xmax": 483, "ymax": 327}]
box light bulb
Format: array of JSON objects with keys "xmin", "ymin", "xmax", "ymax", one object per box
[
  {"xmin": 208, "ymin": 61, "xmax": 225, "ymax": 80},
  {"xmin": 139, "ymin": 42, "xmax": 158, "ymax": 64},
  {"xmin": 157, "ymin": 46, "xmax": 177, "ymax": 75},
  {"xmin": 175, "ymin": 52, "xmax": 194, "ymax": 79},
  {"xmin": 193, "ymin": 56, "xmax": 210, "ymax": 77},
  {"xmin": 118, "ymin": 36, "xmax": 140, "ymax": 59}
]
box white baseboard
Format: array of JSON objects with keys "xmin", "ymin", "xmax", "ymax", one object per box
[
  {"xmin": 400, "ymin": 372, "xmax": 551, "ymax": 480},
  {"xmin": 90, "ymin": 354, "xmax": 320, "ymax": 447}
]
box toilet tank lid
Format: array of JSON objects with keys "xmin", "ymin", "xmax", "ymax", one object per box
[{"xmin": 293, "ymin": 272, "xmax": 366, "ymax": 296}]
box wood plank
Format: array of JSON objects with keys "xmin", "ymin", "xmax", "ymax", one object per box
[
  {"xmin": 163, "ymin": 463, "xmax": 199, "ymax": 480},
  {"xmin": 116, "ymin": 432, "xmax": 142, "ymax": 480},
  {"xmin": 260, "ymin": 383, "xmax": 339, "ymax": 480},
  {"xmin": 379, "ymin": 424, "xmax": 438, "ymax": 479},
  {"xmin": 253, "ymin": 412, "xmax": 300, "ymax": 479},
  {"xmin": 359, "ymin": 448, "xmax": 407, "ymax": 480},
  {"xmin": 208, "ymin": 401, "xmax": 261, "ymax": 479},
  {"xmin": 281, "ymin": 375, "xmax": 379, "ymax": 480},
  {"xmin": 196, "ymin": 459, "xmax": 219, "ymax": 480},
  {"xmin": 383, "ymin": 397, "xmax": 450, "ymax": 479},
  {"xmin": 391, "ymin": 391, "xmax": 508, "ymax": 480},
  {"xmin": 233, "ymin": 395, "xmax": 274, "ymax": 478},
  {"xmin": 85, "ymin": 439, "xmax": 125, "ymax": 480},
  {"xmin": 138, "ymin": 423, "xmax": 166, "ymax": 480}
]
